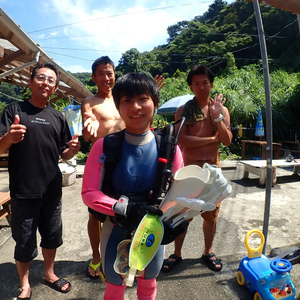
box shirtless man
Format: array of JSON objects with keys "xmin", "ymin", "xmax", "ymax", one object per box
[
  {"xmin": 81, "ymin": 56, "xmax": 165, "ymax": 279},
  {"xmin": 81, "ymin": 56, "xmax": 124, "ymax": 144},
  {"xmin": 81, "ymin": 56, "xmax": 124, "ymax": 280},
  {"xmin": 162, "ymin": 64, "xmax": 232, "ymax": 273}
]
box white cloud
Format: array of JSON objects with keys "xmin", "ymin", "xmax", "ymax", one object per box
[
  {"xmin": 48, "ymin": 0, "xmax": 214, "ymax": 66},
  {"xmin": 64, "ymin": 64, "xmax": 91, "ymax": 73}
]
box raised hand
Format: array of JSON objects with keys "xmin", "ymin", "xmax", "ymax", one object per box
[
  {"xmin": 154, "ymin": 75, "xmax": 166, "ymax": 91},
  {"xmin": 83, "ymin": 112, "xmax": 99, "ymax": 138},
  {"xmin": 210, "ymin": 93, "xmax": 226, "ymax": 118}
]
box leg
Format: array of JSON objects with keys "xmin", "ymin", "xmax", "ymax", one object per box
[
  {"xmin": 137, "ymin": 278, "xmax": 157, "ymax": 300},
  {"xmin": 161, "ymin": 229, "xmax": 187, "ymax": 272},
  {"xmin": 87, "ymin": 212, "xmax": 101, "ymax": 277},
  {"xmin": 43, "ymin": 248, "xmax": 70, "ymax": 292},
  {"xmin": 201, "ymin": 205, "xmax": 222, "ymax": 272},
  {"xmin": 243, "ymin": 165, "xmax": 250, "ymax": 179},
  {"xmin": 11, "ymin": 197, "xmax": 39, "ymax": 299},
  {"xmin": 201, "ymin": 219, "xmax": 222, "ymax": 271},
  {"xmin": 15, "ymin": 260, "xmax": 31, "ymax": 299},
  {"xmin": 203, "ymin": 219, "xmax": 216, "ymax": 255},
  {"xmin": 174, "ymin": 229, "xmax": 187, "ymax": 258},
  {"xmin": 104, "ymin": 282, "xmax": 126, "ymax": 300}
]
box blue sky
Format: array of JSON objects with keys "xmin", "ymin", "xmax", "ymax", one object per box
[{"xmin": 0, "ymin": 0, "xmax": 235, "ymax": 73}]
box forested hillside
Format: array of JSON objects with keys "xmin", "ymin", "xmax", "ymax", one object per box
[
  {"xmin": 1, "ymin": 0, "xmax": 300, "ymax": 144},
  {"xmin": 115, "ymin": 0, "xmax": 300, "ymax": 76}
]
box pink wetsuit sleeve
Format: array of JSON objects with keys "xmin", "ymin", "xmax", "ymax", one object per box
[
  {"xmin": 81, "ymin": 138, "xmax": 117, "ymax": 216},
  {"xmin": 173, "ymin": 145, "xmax": 184, "ymax": 173}
]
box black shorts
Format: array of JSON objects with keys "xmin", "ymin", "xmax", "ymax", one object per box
[
  {"xmin": 88, "ymin": 207, "xmax": 106, "ymax": 222},
  {"xmin": 11, "ymin": 196, "xmax": 63, "ymax": 263}
]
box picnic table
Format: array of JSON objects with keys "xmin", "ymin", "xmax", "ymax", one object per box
[{"xmin": 240, "ymin": 159, "xmax": 300, "ymax": 186}]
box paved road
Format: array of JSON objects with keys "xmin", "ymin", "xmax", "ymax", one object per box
[{"xmin": 0, "ymin": 161, "xmax": 299, "ymax": 300}]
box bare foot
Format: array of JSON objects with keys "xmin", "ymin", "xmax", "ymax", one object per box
[{"xmin": 18, "ymin": 286, "xmax": 31, "ymax": 299}]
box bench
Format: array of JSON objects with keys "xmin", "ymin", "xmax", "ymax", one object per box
[
  {"xmin": 241, "ymin": 140, "xmax": 282, "ymax": 159},
  {"xmin": 240, "ymin": 159, "xmax": 300, "ymax": 186},
  {"xmin": 280, "ymin": 141, "xmax": 300, "ymax": 158},
  {"xmin": 0, "ymin": 192, "xmax": 11, "ymax": 225}
]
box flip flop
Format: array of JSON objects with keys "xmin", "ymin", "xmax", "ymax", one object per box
[
  {"xmin": 161, "ymin": 254, "xmax": 182, "ymax": 272},
  {"xmin": 44, "ymin": 278, "xmax": 71, "ymax": 293},
  {"xmin": 87, "ymin": 260, "xmax": 105, "ymax": 282},
  {"xmin": 201, "ymin": 252, "xmax": 222, "ymax": 272}
]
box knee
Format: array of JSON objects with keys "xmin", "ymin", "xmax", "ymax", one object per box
[
  {"xmin": 137, "ymin": 278, "xmax": 157, "ymax": 300},
  {"xmin": 104, "ymin": 282, "xmax": 126, "ymax": 300}
]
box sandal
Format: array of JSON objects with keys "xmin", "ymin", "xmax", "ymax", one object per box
[
  {"xmin": 17, "ymin": 291, "xmax": 32, "ymax": 300},
  {"xmin": 201, "ymin": 252, "xmax": 222, "ymax": 272},
  {"xmin": 44, "ymin": 278, "xmax": 71, "ymax": 293},
  {"xmin": 87, "ymin": 260, "xmax": 105, "ymax": 282},
  {"xmin": 161, "ymin": 254, "xmax": 182, "ymax": 272}
]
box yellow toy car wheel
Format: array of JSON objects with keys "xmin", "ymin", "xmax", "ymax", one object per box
[
  {"xmin": 254, "ymin": 291, "xmax": 263, "ymax": 300},
  {"xmin": 236, "ymin": 270, "xmax": 245, "ymax": 286}
]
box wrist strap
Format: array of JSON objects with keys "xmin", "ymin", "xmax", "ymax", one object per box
[
  {"xmin": 214, "ymin": 114, "xmax": 224, "ymax": 122},
  {"xmin": 113, "ymin": 195, "xmax": 129, "ymax": 215}
]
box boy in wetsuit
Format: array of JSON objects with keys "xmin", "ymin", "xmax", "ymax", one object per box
[{"xmin": 81, "ymin": 73, "xmax": 183, "ymax": 299}]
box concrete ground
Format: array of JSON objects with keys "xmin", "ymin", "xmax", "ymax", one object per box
[{"xmin": 0, "ymin": 160, "xmax": 300, "ymax": 300}]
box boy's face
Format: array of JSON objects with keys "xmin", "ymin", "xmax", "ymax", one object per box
[
  {"xmin": 118, "ymin": 93, "xmax": 156, "ymax": 135},
  {"xmin": 189, "ymin": 74, "xmax": 213, "ymax": 100},
  {"xmin": 92, "ymin": 63, "xmax": 115, "ymax": 94}
]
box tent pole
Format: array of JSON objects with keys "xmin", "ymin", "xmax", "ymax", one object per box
[{"xmin": 252, "ymin": 0, "xmax": 273, "ymax": 254}]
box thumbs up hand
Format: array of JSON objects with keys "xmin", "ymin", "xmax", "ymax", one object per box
[
  {"xmin": 14, "ymin": 115, "xmax": 20, "ymax": 124},
  {"xmin": 8, "ymin": 115, "xmax": 27, "ymax": 144}
]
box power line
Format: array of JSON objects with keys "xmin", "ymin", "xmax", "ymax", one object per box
[
  {"xmin": 35, "ymin": 29, "xmax": 285, "ymax": 42},
  {"xmin": 28, "ymin": 2, "xmax": 212, "ymax": 34},
  {"xmin": 31, "ymin": 5, "xmax": 298, "ymax": 69},
  {"xmin": 44, "ymin": 47, "xmax": 123, "ymax": 53}
]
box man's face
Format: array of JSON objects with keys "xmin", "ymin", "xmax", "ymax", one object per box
[
  {"xmin": 92, "ymin": 64, "xmax": 115, "ymax": 95},
  {"xmin": 189, "ymin": 74, "xmax": 213, "ymax": 100},
  {"xmin": 28, "ymin": 67, "xmax": 57, "ymax": 100}
]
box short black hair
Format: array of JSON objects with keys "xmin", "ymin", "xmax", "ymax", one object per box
[
  {"xmin": 31, "ymin": 62, "xmax": 60, "ymax": 87},
  {"xmin": 187, "ymin": 65, "xmax": 215, "ymax": 86},
  {"xmin": 92, "ymin": 56, "xmax": 115, "ymax": 75},
  {"xmin": 112, "ymin": 73, "xmax": 160, "ymax": 110}
]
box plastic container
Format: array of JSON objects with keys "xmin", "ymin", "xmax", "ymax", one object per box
[{"xmin": 58, "ymin": 163, "xmax": 77, "ymax": 186}]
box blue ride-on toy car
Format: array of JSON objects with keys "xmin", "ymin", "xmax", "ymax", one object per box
[{"xmin": 236, "ymin": 229, "xmax": 296, "ymax": 300}]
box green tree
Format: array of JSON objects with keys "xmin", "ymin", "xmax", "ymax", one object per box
[{"xmin": 116, "ymin": 48, "xmax": 142, "ymax": 74}]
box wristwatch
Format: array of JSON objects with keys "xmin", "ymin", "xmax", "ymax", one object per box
[{"xmin": 214, "ymin": 114, "xmax": 224, "ymax": 122}]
